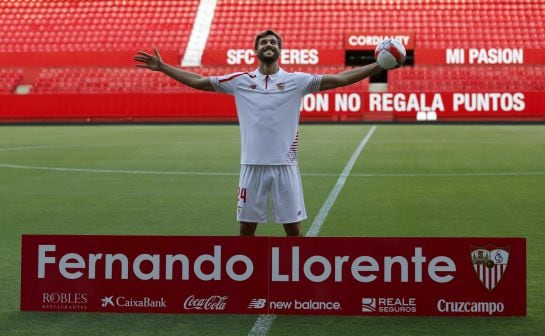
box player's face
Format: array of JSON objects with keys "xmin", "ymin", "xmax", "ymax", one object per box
[{"xmin": 256, "ymin": 35, "xmax": 280, "ymax": 64}]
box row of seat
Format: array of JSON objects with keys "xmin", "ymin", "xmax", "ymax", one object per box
[
  {"xmin": 0, "ymin": 69, "xmax": 24, "ymax": 94},
  {"xmin": 1, "ymin": 43, "xmax": 184, "ymax": 53},
  {"xmin": 214, "ymin": 11, "xmax": 545, "ymax": 19},
  {"xmin": 0, "ymin": 1, "xmax": 198, "ymax": 52},
  {"xmin": 30, "ymin": 66, "xmax": 363, "ymax": 93},
  {"xmin": 217, "ymin": 5, "xmax": 544, "ymax": 12},
  {"xmin": 389, "ymin": 65, "xmax": 545, "ymax": 91},
  {"xmin": 2, "ymin": 0, "xmax": 544, "ymax": 52},
  {"xmin": 208, "ymin": 0, "xmax": 545, "ymax": 50},
  {"xmin": 22, "ymin": 65, "xmax": 543, "ymax": 94},
  {"xmin": 217, "ymin": 0, "xmax": 545, "ymax": 8},
  {"xmin": 0, "ymin": 0, "xmax": 191, "ymax": 8}
]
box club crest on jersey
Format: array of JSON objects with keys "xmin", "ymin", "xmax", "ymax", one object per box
[
  {"xmin": 276, "ymin": 82, "xmax": 286, "ymax": 91},
  {"xmin": 470, "ymin": 245, "xmax": 510, "ymax": 291},
  {"xmin": 249, "ymin": 84, "xmax": 257, "ymax": 89}
]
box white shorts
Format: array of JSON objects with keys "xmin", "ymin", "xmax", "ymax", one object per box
[{"xmin": 237, "ymin": 165, "xmax": 307, "ymax": 224}]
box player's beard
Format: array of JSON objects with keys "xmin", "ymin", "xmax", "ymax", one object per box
[{"xmin": 257, "ymin": 47, "xmax": 280, "ymax": 64}]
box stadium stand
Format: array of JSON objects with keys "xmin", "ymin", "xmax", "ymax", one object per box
[
  {"xmin": 1, "ymin": 0, "xmax": 544, "ymax": 121},
  {"xmin": 389, "ymin": 66, "xmax": 545, "ymax": 92},
  {"xmin": 209, "ymin": 0, "xmax": 545, "ymax": 49},
  {"xmin": 30, "ymin": 65, "xmax": 368, "ymax": 93},
  {"xmin": 0, "ymin": 69, "xmax": 24, "ymax": 94},
  {"xmin": 0, "ymin": 0, "xmax": 199, "ymax": 52}
]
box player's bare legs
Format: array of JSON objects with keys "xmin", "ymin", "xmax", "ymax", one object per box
[
  {"xmin": 240, "ymin": 222, "xmax": 258, "ymax": 236},
  {"xmin": 283, "ymin": 222, "xmax": 302, "ymax": 237}
]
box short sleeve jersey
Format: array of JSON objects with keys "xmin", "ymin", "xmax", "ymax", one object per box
[{"xmin": 210, "ymin": 68, "xmax": 322, "ymax": 165}]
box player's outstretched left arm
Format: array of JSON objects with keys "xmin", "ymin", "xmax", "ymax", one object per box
[{"xmin": 319, "ymin": 63, "xmax": 383, "ymax": 91}]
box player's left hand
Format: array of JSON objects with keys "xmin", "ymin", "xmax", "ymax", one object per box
[{"xmin": 134, "ymin": 47, "xmax": 164, "ymax": 71}]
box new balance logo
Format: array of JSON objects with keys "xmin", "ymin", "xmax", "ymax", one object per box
[{"xmin": 248, "ymin": 298, "xmax": 267, "ymax": 309}]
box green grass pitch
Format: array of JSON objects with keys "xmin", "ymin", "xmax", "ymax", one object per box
[{"xmin": 1, "ymin": 124, "xmax": 544, "ymax": 335}]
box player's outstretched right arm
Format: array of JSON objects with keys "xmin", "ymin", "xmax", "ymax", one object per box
[{"xmin": 134, "ymin": 48, "xmax": 214, "ymax": 92}]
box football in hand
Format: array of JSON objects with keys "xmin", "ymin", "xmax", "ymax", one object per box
[{"xmin": 374, "ymin": 39, "xmax": 406, "ymax": 69}]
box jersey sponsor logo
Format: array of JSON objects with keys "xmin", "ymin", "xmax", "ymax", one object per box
[{"xmin": 470, "ymin": 245, "xmax": 510, "ymax": 291}]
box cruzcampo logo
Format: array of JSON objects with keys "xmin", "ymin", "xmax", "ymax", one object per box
[{"xmin": 470, "ymin": 245, "xmax": 510, "ymax": 291}]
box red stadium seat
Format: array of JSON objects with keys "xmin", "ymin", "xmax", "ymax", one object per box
[
  {"xmin": 389, "ymin": 65, "xmax": 544, "ymax": 92},
  {"xmin": 2, "ymin": 0, "xmax": 544, "ymax": 94},
  {"xmin": 0, "ymin": 0, "xmax": 200, "ymax": 52}
]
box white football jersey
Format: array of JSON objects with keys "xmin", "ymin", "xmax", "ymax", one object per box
[{"xmin": 210, "ymin": 68, "xmax": 322, "ymax": 165}]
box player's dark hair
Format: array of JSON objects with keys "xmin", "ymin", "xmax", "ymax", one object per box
[{"xmin": 254, "ymin": 29, "xmax": 282, "ymax": 50}]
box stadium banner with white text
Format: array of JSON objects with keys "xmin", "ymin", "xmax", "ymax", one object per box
[
  {"xmin": 416, "ymin": 48, "xmax": 545, "ymax": 65},
  {"xmin": 21, "ymin": 235, "xmax": 526, "ymax": 316},
  {"xmin": 300, "ymin": 91, "xmax": 545, "ymax": 122},
  {"xmin": 344, "ymin": 32, "xmax": 415, "ymax": 50},
  {"xmin": 2, "ymin": 92, "xmax": 545, "ymax": 123},
  {"xmin": 201, "ymin": 49, "xmax": 344, "ymax": 65}
]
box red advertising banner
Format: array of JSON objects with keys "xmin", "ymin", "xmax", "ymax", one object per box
[
  {"xmin": 299, "ymin": 91, "xmax": 545, "ymax": 121},
  {"xmin": 2, "ymin": 91, "xmax": 545, "ymax": 123},
  {"xmin": 21, "ymin": 235, "xmax": 526, "ymax": 316},
  {"xmin": 383, "ymin": 92, "xmax": 545, "ymax": 121},
  {"xmin": 344, "ymin": 32, "xmax": 415, "ymax": 50},
  {"xmin": 201, "ymin": 49, "xmax": 344, "ymax": 66},
  {"xmin": 416, "ymin": 48, "xmax": 545, "ymax": 65}
]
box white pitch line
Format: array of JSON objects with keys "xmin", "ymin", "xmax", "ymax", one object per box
[
  {"xmin": 248, "ymin": 126, "xmax": 377, "ymax": 336},
  {"xmin": 306, "ymin": 125, "xmax": 376, "ymax": 237},
  {"xmin": 352, "ymin": 172, "xmax": 545, "ymax": 177},
  {"xmin": 0, "ymin": 163, "xmax": 239, "ymax": 176},
  {"xmin": 1, "ymin": 163, "xmax": 544, "ymax": 178}
]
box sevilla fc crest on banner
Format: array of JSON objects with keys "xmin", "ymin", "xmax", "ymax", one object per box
[{"xmin": 471, "ymin": 246, "xmax": 510, "ymax": 291}]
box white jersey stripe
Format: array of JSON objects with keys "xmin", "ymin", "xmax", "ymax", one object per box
[{"xmin": 489, "ymin": 266, "xmax": 496, "ymax": 289}]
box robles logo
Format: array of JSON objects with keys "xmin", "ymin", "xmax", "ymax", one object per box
[
  {"xmin": 42, "ymin": 292, "xmax": 87, "ymax": 304},
  {"xmin": 183, "ymin": 295, "xmax": 228, "ymax": 311},
  {"xmin": 41, "ymin": 292, "xmax": 88, "ymax": 310}
]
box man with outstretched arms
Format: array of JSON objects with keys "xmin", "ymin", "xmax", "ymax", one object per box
[{"xmin": 134, "ymin": 29, "xmax": 388, "ymax": 237}]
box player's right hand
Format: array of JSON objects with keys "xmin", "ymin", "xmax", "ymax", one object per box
[{"xmin": 134, "ymin": 47, "xmax": 164, "ymax": 71}]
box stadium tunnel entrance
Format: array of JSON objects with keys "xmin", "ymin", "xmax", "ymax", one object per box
[{"xmin": 345, "ymin": 49, "xmax": 414, "ymax": 86}]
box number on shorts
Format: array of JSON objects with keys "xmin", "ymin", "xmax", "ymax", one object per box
[{"xmin": 238, "ymin": 187, "xmax": 247, "ymax": 203}]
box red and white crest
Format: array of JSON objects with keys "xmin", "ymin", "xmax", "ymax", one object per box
[{"xmin": 470, "ymin": 245, "xmax": 510, "ymax": 291}]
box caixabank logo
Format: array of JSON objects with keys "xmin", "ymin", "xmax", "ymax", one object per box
[
  {"xmin": 470, "ymin": 245, "xmax": 510, "ymax": 291},
  {"xmin": 100, "ymin": 296, "xmax": 167, "ymax": 309}
]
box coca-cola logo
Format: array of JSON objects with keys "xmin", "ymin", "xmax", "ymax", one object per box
[{"xmin": 183, "ymin": 295, "xmax": 228, "ymax": 311}]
